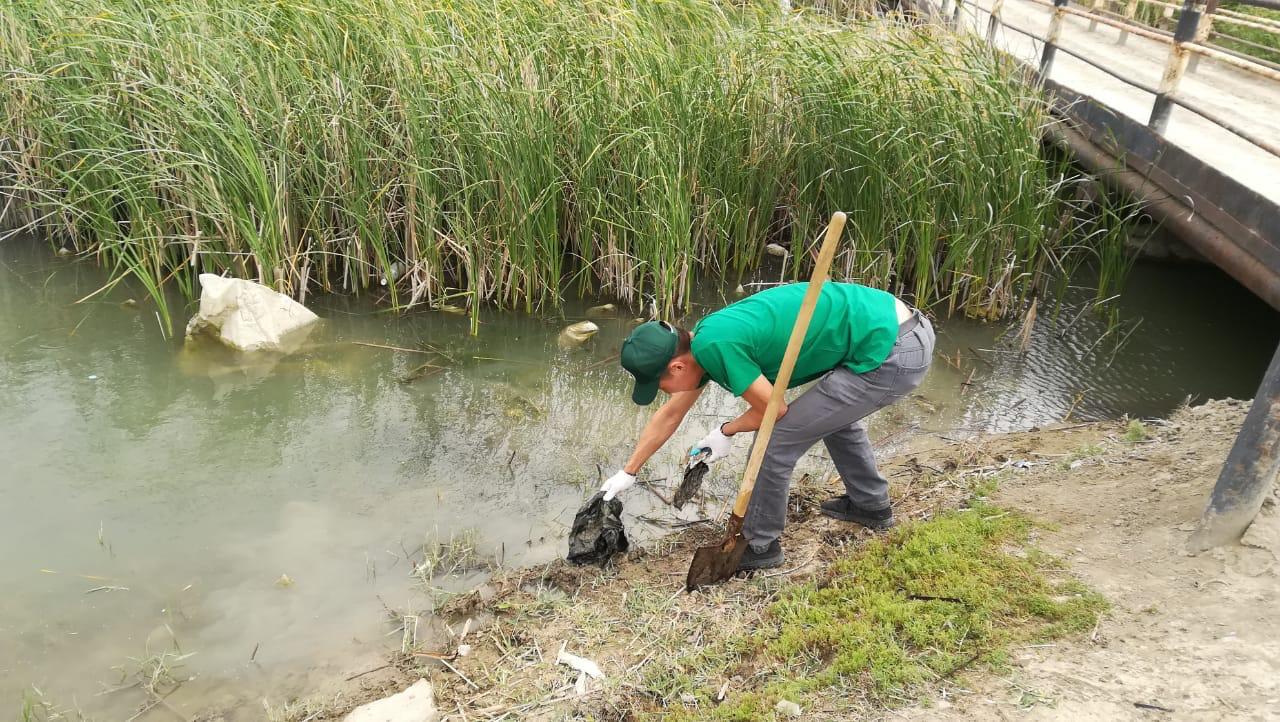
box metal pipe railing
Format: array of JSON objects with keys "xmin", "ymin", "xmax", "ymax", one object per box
[{"xmin": 975, "ymin": 0, "xmax": 1279, "ymax": 154}]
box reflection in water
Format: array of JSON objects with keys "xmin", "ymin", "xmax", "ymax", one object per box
[{"xmin": 0, "ymin": 241, "xmax": 1276, "ymax": 718}]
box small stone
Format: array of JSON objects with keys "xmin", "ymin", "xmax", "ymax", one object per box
[
  {"xmin": 344, "ymin": 679, "xmax": 437, "ymax": 722},
  {"xmin": 457, "ymin": 644, "xmax": 472, "ymax": 657},
  {"xmin": 679, "ymin": 692, "xmax": 697, "ymax": 705},
  {"xmin": 775, "ymin": 699, "xmax": 802, "ymax": 717}
]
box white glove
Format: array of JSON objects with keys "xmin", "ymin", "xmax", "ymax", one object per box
[
  {"xmin": 600, "ymin": 469, "xmax": 636, "ymax": 501},
  {"xmin": 691, "ymin": 424, "xmax": 735, "ymax": 464}
]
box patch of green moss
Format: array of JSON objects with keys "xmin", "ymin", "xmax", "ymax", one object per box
[{"xmin": 645, "ymin": 499, "xmax": 1107, "ymax": 720}]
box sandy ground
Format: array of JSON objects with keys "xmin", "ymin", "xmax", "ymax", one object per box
[
  {"xmin": 898, "ymin": 399, "xmax": 1280, "ymax": 721},
  {"xmin": 206, "ymin": 398, "xmax": 1277, "ymax": 721}
]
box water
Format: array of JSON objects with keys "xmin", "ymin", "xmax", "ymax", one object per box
[{"xmin": 1, "ymin": 240, "xmax": 1276, "ymax": 718}]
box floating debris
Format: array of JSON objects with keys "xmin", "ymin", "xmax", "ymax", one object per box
[
  {"xmin": 275, "ymin": 574, "xmax": 294, "ymax": 588},
  {"xmin": 586, "ymin": 303, "xmax": 617, "ymax": 318}
]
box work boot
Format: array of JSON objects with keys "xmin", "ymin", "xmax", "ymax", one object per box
[
  {"xmin": 736, "ymin": 540, "xmax": 784, "ymax": 572},
  {"xmin": 819, "ymin": 495, "xmax": 894, "ymax": 530}
]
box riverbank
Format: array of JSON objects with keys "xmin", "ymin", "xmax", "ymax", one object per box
[{"xmin": 242, "ymin": 398, "xmax": 1277, "ymax": 721}]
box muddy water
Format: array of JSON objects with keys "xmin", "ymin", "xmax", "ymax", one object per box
[{"xmin": 1, "ymin": 241, "xmax": 1276, "ymax": 718}]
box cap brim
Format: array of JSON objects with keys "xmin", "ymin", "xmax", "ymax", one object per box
[{"xmin": 631, "ymin": 378, "xmax": 660, "ymax": 405}]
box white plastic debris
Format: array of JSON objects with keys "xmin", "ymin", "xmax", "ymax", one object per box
[
  {"xmin": 774, "ymin": 699, "xmax": 802, "ymax": 717},
  {"xmin": 184, "ymin": 274, "xmax": 318, "ymax": 353},
  {"xmin": 556, "ymin": 641, "xmax": 604, "ymax": 679},
  {"xmin": 344, "ymin": 679, "xmax": 437, "ymax": 722}
]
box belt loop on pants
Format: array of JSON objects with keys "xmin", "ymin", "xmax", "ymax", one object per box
[{"xmin": 897, "ymin": 309, "xmax": 921, "ymax": 337}]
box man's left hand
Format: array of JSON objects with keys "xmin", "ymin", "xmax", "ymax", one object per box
[{"xmin": 691, "ymin": 424, "xmax": 734, "ymax": 464}]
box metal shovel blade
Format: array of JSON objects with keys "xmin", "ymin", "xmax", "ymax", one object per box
[{"xmin": 685, "ymin": 514, "xmax": 748, "ymax": 592}]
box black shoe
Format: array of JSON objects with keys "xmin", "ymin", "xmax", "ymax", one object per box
[
  {"xmin": 736, "ymin": 540, "xmax": 784, "ymax": 572},
  {"xmin": 819, "ymin": 495, "xmax": 895, "ymax": 530}
]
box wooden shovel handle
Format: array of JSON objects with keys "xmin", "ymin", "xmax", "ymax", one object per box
[{"xmin": 731, "ymin": 211, "xmax": 846, "ymax": 518}]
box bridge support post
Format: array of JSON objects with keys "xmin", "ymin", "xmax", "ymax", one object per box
[
  {"xmin": 1149, "ymin": 0, "xmax": 1203, "ymax": 132},
  {"xmin": 952, "ymin": 0, "xmax": 965, "ymax": 27},
  {"xmin": 1088, "ymin": 0, "xmax": 1102, "ymax": 31},
  {"xmin": 1040, "ymin": 0, "xmax": 1069, "ymax": 77},
  {"xmin": 1118, "ymin": 0, "xmax": 1139, "ymax": 44},
  {"xmin": 1187, "ymin": 341, "xmax": 1280, "ymax": 553},
  {"xmin": 988, "ymin": 0, "xmax": 1006, "ymax": 41},
  {"xmin": 1188, "ymin": 0, "xmax": 1218, "ymax": 74}
]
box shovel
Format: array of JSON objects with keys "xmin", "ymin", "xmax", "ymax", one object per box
[{"xmin": 685, "ymin": 210, "xmax": 847, "ymax": 592}]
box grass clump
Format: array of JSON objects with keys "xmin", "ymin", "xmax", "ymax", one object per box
[
  {"xmin": 412, "ymin": 528, "xmax": 494, "ymax": 584},
  {"xmin": 1, "ymin": 0, "xmax": 1127, "ymax": 328},
  {"xmin": 1124, "ymin": 418, "xmax": 1150, "ymax": 442},
  {"xmin": 645, "ymin": 501, "xmax": 1106, "ymax": 719}
]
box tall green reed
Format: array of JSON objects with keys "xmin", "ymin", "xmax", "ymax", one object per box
[{"xmin": 0, "ymin": 0, "xmax": 1126, "ymax": 328}]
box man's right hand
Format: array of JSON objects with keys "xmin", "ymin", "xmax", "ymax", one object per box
[{"xmin": 600, "ymin": 470, "xmax": 637, "ymax": 501}]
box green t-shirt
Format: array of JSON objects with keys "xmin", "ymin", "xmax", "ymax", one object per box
[{"xmin": 691, "ymin": 282, "xmax": 899, "ymax": 397}]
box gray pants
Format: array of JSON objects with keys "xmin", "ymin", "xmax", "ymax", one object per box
[{"xmin": 743, "ymin": 313, "xmax": 935, "ymax": 549}]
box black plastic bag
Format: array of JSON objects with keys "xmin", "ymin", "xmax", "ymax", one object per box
[
  {"xmin": 566, "ymin": 491, "xmax": 629, "ymax": 566},
  {"xmin": 673, "ymin": 456, "xmax": 710, "ymax": 510}
]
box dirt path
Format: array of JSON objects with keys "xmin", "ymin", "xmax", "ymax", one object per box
[
  {"xmin": 250, "ymin": 399, "xmax": 1278, "ymax": 722},
  {"xmin": 899, "ymin": 399, "xmax": 1280, "ymax": 721}
]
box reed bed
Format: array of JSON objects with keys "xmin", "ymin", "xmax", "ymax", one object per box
[{"xmin": 0, "ymin": 0, "xmax": 1121, "ymax": 326}]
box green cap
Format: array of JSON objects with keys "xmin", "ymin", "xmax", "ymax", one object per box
[{"xmin": 620, "ymin": 321, "xmax": 678, "ymax": 405}]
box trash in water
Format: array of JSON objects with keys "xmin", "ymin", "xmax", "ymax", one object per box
[
  {"xmin": 566, "ymin": 491, "xmax": 629, "ymax": 566},
  {"xmin": 673, "ymin": 450, "xmax": 711, "ymax": 509}
]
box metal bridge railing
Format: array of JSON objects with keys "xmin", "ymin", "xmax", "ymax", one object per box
[{"xmin": 962, "ymin": 0, "xmax": 1280, "ymax": 155}]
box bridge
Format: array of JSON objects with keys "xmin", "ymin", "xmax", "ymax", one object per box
[{"xmin": 943, "ymin": 0, "xmax": 1280, "ymax": 555}]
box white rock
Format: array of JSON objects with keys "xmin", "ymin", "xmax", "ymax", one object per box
[
  {"xmin": 775, "ymin": 699, "xmax": 802, "ymax": 717},
  {"xmin": 344, "ymin": 679, "xmax": 437, "ymax": 722},
  {"xmin": 557, "ymin": 321, "xmax": 599, "ymax": 348},
  {"xmin": 184, "ymin": 274, "xmax": 318, "ymax": 353}
]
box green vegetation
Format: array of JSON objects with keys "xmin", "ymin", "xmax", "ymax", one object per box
[
  {"xmin": 645, "ymin": 500, "xmax": 1107, "ymax": 719},
  {"xmin": 1124, "ymin": 418, "xmax": 1150, "ymax": 442},
  {"xmin": 1, "ymin": 0, "xmax": 1126, "ymax": 328},
  {"xmin": 1127, "ymin": 0, "xmax": 1280, "ymax": 65},
  {"xmin": 1215, "ymin": 3, "xmax": 1280, "ymax": 65}
]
